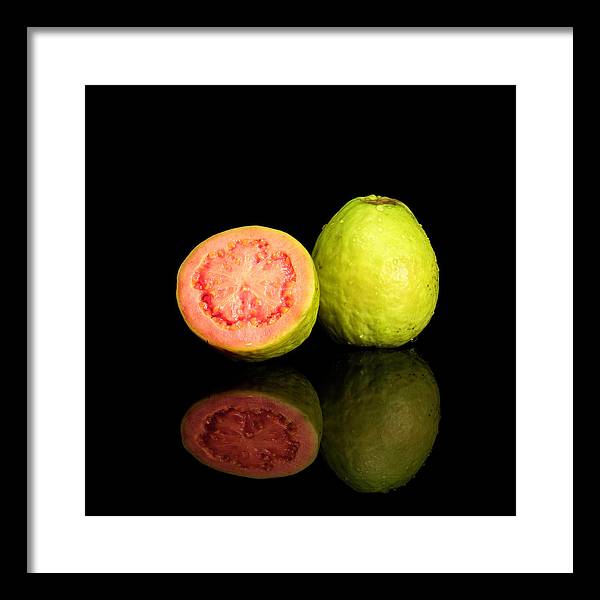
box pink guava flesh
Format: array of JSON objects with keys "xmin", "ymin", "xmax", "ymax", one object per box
[
  {"xmin": 181, "ymin": 393, "xmax": 319, "ymax": 478},
  {"xmin": 192, "ymin": 238, "xmax": 296, "ymax": 329}
]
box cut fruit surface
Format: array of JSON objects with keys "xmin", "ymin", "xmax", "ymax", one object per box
[
  {"xmin": 192, "ymin": 239, "xmax": 295, "ymax": 328},
  {"xmin": 181, "ymin": 368, "xmax": 322, "ymax": 479},
  {"xmin": 177, "ymin": 226, "xmax": 319, "ymax": 361}
]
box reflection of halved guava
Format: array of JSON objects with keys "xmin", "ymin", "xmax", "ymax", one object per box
[
  {"xmin": 321, "ymin": 350, "xmax": 440, "ymax": 493},
  {"xmin": 181, "ymin": 368, "xmax": 322, "ymax": 479},
  {"xmin": 312, "ymin": 195, "xmax": 439, "ymax": 347},
  {"xmin": 177, "ymin": 226, "xmax": 319, "ymax": 361}
]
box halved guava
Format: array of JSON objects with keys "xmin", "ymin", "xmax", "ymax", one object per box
[
  {"xmin": 321, "ymin": 349, "xmax": 440, "ymax": 493},
  {"xmin": 177, "ymin": 226, "xmax": 319, "ymax": 361},
  {"xmin": 181, "ymin": 368, "xmax": 322, "ymax": 479},
  {"xmin": 312, "ymin": 195, "xmax": 439, "ymax": 347}
]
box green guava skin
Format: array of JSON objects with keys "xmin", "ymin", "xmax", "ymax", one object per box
[
  {"xmin": 321, "ymin": 350, "xmax": 440, "ymax": 493},
  {"xmin": 312, "ymin": 195, "xmax": 439, "ymax": 347}
]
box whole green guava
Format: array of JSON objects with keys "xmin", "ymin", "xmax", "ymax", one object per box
[
  {"xmin": 320, "ymin": 349, "xmax": 440, "ymax": 493},
  {"xmin": 312, "ymin": 195, "xmax": 439, "ymax": 347}
]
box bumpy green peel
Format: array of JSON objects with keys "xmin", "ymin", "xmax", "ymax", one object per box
[
  {"xmin": 312, "ymin": 195, "xmax": 439, "ymax": 347},
  {"xmin": 321, "ymin": 350, "xmax": 440, "ymax": 493}
]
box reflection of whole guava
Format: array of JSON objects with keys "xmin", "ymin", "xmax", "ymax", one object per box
[
  {"xmin": 312, "ymin": 195, "xmax": 439, "ymax": 347},
  {"xmin": 321, "ymin": 350, "xmax": 440, "ymax": 493}
]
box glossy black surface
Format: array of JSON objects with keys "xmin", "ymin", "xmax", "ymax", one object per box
[{"xmin": 85, "ymin": 85, "xmax": 515, "ymax": 515}]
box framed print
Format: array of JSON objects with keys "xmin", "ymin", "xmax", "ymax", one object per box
[{"xmin": 28, "ymin": 27, "xmax": 573, "ymax": 573}]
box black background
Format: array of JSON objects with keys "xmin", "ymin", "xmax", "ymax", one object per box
[{"xmin": 85, "ymin": 85, "xmax": 515, "ymax": 516}]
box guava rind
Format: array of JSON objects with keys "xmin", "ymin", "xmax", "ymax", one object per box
[
  {"xmin": 312, "ymin": 195, "xmax": 439, "ymax": 347},
  {"xmin": 181, "ymin": 367, "xmax": 322, "ymax": 479},
  {"xmin": 176, "ymin": 226, "xmax": 320, "ymax": 362},
  {"xmin": 320, "ymin": 350, "xmax": 440, "ymax": 493}
]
